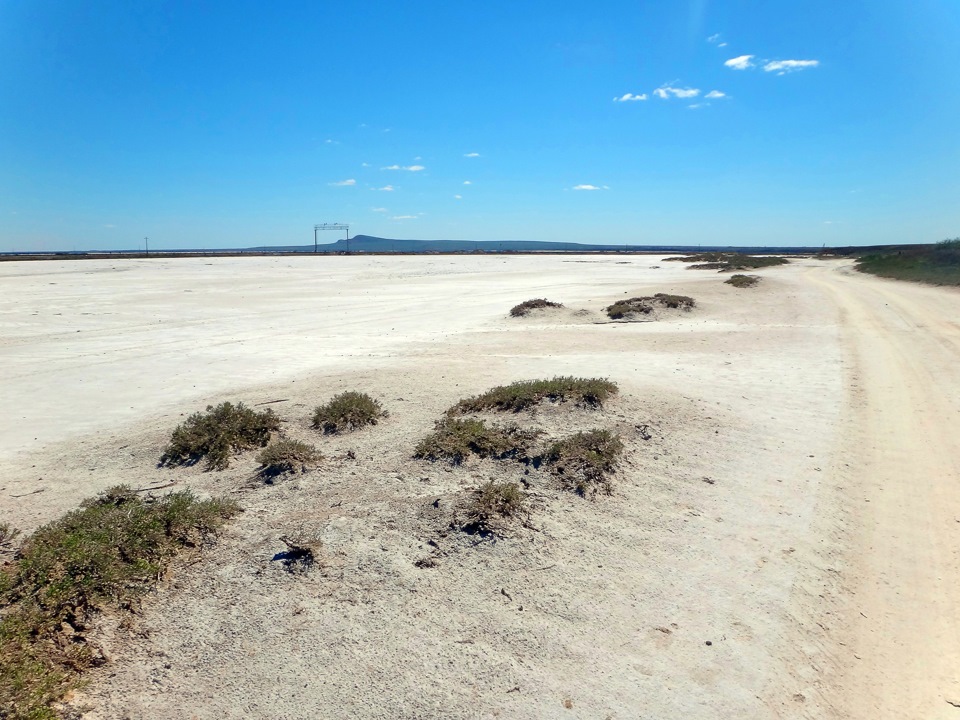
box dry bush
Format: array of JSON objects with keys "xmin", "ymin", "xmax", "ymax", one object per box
[
  {"xmin": 0, "ymin": 523, "xmax": 21, "ymax": 551},
  {"xmin": 0, "ymin": 486, "xmax": 237, "ymax": 719},
  {"xmin": 726, "ymin": 274, "xmax": 760, "ymax": 288},
  {"xmin": 606, "ymin": 293, "xmax": 695, "ymax": 319},
  {"xmin": 256, "ymin": 439, "xmax": 322, "ymax": 477},
  {"xmin": 160, "ymin": 402, "xmax": 280, "ymax": 470},
  {"xmin": 312, "ymin": 391, "xmax": 385, "ymax": 434},
  {"xmin": 666, "ymin": 252, "xmax": 788, "ymax": 271},
  {"xmin": 545, "ymin": 429, "xmax": 624, "ymax": 496},
  {"xmin": 414, "ymin": 418, "xmax": 537, "ymax": 465},
  {"xmin": 449, "ymin": 377, "xmax": 618, "ymax": 414},
  {"xmin": 509, "ymin": 298, "xmax": 563, "ymax": 317},
  {"xmin": 462, "ymin": 481, "xmax": 528, "ymax": 534}
]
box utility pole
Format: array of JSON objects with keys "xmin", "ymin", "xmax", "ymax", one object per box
[{"xmin": 144, "ymin": 237, "xmax": 149, "ymax": 256}]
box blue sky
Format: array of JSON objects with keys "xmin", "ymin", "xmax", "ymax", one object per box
[{"xmin": 2, "ymin": 1, "xmax": 959, "ymax": 251}]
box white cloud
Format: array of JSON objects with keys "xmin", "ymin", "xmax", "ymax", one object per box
[
  {"xmin": 572, "ymin": 184, "xmax": 609, "ymax": 191},
  {"xmin": 391, "ymin": 215, "xmax": 416, "ymax": 220},
  {"xmin": 724, "ymin": 55, "xmax": 754, "ymax": 70},
  {"xmin": 763, "ymin": 59, "xmax": 819, "ymax": 73},
  {"xmin": 376, "ymin": 185, "xmax": 395, "ymax": 191},
  {"xmin": 372, "ymin": 207, "xmax": 389, "ymax": 213},
  {"xmin": 707, "ymin": 33, "xmax": 721, "ymax": 43},
  {"xmin": 406, "ymin": 164, "xmax": 425, "ymax": 172},
  {"xmin": 329, "ymin": 179, "xmax": 356, "ymax": 186},
  {"xmin": 688, "ymin": 103, "xmax": 708, "ymax": 110},
  {"xmin": 463, "ymin": 180, "xmax": 472, "ymax": 185},
  {"xmin": 654, "ymin": 84, "xmax": 700, "ymax": 99},
  {"xmin": 361, "ymin": 162, "xmax": 371, "ymax": 167},
  {"xmin": 382, "ymin": 164, "xmax": 425, "ymax": 171},
  {"xmin": 718, "ymin": 42, "xmax": 727, "ymax": 47},
  {"xmin": 464, "ymin": 152, "xmax": 481, "ymax": 157},
  {"xmin": 104, "ymin": 223, "xmax": 116, "ymax": 228},
  {"xmin": 613, "ymin": 92, "xmax": 648, "ymax": 102},
  {"xmin": 705, "ymin": 90, "xmax": 726, "ymax": 99},
  {"xmin": 454, "ymin": 194, "xmax": 462, "ymax": 199}
]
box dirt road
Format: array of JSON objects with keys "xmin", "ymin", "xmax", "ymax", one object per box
[{"xmin": 810, "ymin": 266, "xmax": 960, "ymax": 719}]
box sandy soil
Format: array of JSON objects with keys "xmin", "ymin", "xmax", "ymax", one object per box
[{"xmin": 1, "ymin": 255, "xmax": 958, "ymax": 719}]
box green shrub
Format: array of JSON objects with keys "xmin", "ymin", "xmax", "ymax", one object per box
[
  {"xmin": 545, "ymin": 429, "xmax": 624, "ymax": 496},
  {"xmin": 414, "ymin": 418, "xmax": 537, "ymax": 464},
  {"xmin": 312, "ymin": 391, "xmax": 385, "ymax": 434},
  {"xmin": 450, "ymin": 377, "xmax": 618, "ymax": 414},
  {"xmin": 725, "ymin": 274, "xmax": 760, "ymax": 288},
  {"xmin": 606, "ymin": 294, "xmax": 694, "ymax": 319},
  {"xmin": 666, "ymin": 252, "xmax": 788, "ymax": 271},
  {"xmin": 0, "ymin": 486, "xmax": 238, "ymax": 719},
  {"xmin": 160, "ymin": 402, "xmax": 280, "ymax": 470},
  {"xmin": 510, "ymin": 298, "xmax": 563, "ymax": 317},
  {"xmin": 463, "ymin": 481, "xmax": 528, "ymax": 533},
  {"xmin": 856, "ymin": 239, "xmax": 960, "ymax": 286},
  {"xmin": 256, "ymin": 439, "xmax": 322, "ymax": 477}
]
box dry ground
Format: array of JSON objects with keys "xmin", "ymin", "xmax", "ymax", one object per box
[{"xmin": 1, "ymin": 254, "xmax": 958, "ymax": 719}]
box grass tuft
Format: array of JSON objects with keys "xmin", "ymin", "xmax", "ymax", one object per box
[
  {"xmin": 160, "ymin": 402, "xmax": 280, "ymax": 470},
  {"xmin": 606, "ymin": 293, "xmax": 695, "ymax": 319},
  {"xmin": 509, "ymin": 298, "xmax": 563, "ymax": 317},
  {"xmin": 414, "ymin": 418, "xmax": 537, "ymax": 465},
  {"xmin": 449, "ymin": 377, "xmax": 618, "ymax": 414},
  {"xmin": 463, "ymin": 481, "xmax": 528, "ymax": 533},
  {"xmin": 545, "ymin": 429, "xmax": 624, "ymax": 496},
  {"xmin": 256, "ymin": 439, "xmax": 322, "ymax": 477},
  {"xmin": 0, "ymin": 486, "xmax": 238, "ymax": 719},
  {"xmin": 312, "ymin": 392, "xmax": 385, "ymax": 434},
  {"xmin": 725, "ymin": 274, "xmax": 760, "ymax": 288}
]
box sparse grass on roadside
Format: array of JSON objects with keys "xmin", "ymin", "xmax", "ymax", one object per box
[
  {"xmin": 509, "ymin": 298, "xmax": 564, "ymax": 317},
  {"xmin": 0, "ymin": 523, "xmax": 20, "ymax": 550},
  {"xmin": 256, "ymin": 439, "xmax": 322, "ymax": 477},
  {"xmin": 856, "ymin": 238, "xmax": 960, "ymax": 286},
  {"xmin": 545, "ymin": 429, "xmax": 624, "ymax": 496},
  {"xmin": 276, "ymin": 531, "xmax": 323, "ymax": 573},
  {"xmin": 605, "ymin": 293, "xmax": 695, "ymax": 319},
  {"xmin": 665, "ymin": 252, "xmax": 788, "ymax": 271},
  {"xmin": 725, "ymin": 274, "xmax": 760, "ymax": 288},
  {"xmin": 0, "ymin": 486, "xmax": 238, "ymax": 720},
  {"xmin": 160, "ymin": 402, "xmax": 280, "ymax": 470},
  {"xmin": 462, "ymin": 481, "xmax": 528, "ymax": 534},
  {"xmin": 312, "ymin": 391, "xmax": 385, "ymax": 434},
  {"xmin": 414, "ymin": 418, "xmax": 538, "ymax": 464},
  {"xmin": 449, "ymin": 377, "xmax": 618, "ymax": 414}
]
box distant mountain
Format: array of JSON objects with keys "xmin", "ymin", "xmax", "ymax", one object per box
[{"xmin": 248, "ymin": 235, "xmax": 818, "ymax": 254}]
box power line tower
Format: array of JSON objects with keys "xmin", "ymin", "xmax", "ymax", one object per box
[{"xmin": 313, "ymin": 223, "xmax": 350, "ymax": 253}]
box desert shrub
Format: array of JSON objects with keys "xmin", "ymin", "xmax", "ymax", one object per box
[
  {"xmin": 312, "ymin": 391, "xmax": 385, "ymax": 434},
  {"xmin": 450, "ymin": 377, "xmax": 618, "ymax": 414},
  {"xmin": 510, "ymin": 298, "xmax": 563, "ymax": 317},
  {"xmin": 256, "ymin": 439, "xmax": 322, "ymax": 476},
  {"xmin": 0, "ymin": 523, "xmax": 20, "ymax": 550},
  {"xmin": 545, "ymin": 429, "xmax": 624, "ymax": 496},
  {"xmin": 463, "ymin": 481, "xmax": 528, "ymax": 533},
  {"xmin": 726, "ymin": 274, "xmax": 760, "ymax": 288},
  {"xmin": 606, "ymin": 294, "xmax": 694, "ymax": 319},
  {"xmin": 276, "ymin": 531, "xmax": 322, "ymax": 573},
  {"xmin": 856, "ymin": 239, "xmax": 960, "ymax": 286},
  {"xmin": 414, "ymin": 418, "xmax": 537, "ymax": 464},
  {"xmin": 160, "ymin": 402, "xmax": 280, "ymax": 470},
  {"xmin": 667, "ymin": 252, "xmax": 788, "ymax": 271},
  {"xmin": 0, "ymin": 485, "xmax": 237, "ymax": 720}
]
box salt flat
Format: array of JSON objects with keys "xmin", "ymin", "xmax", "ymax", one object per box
[{"xmin": 1, "ymin": 254, "xmax": 958, "ymax": 719}]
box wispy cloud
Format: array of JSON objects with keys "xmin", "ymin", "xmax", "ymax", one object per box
[
  {"xmin": 464, "ymin": 152, "xmax": 481, "ymax": 158},
  {"xmin": 372, "ymin": 207, "xmax": 389, "ymax": 213},
  {"xmin": 572, "ymin": 184, "xmax": 609, "ymax": 191},
  {"xmin": 463, "ymin": 180, "xmax": 472, "ymax": 185},
  {"xmin": 704, "ymin": 90, "xmax": 727, "ymax": 99},
  {"xmin": 391, "ymin": 215, "xmax": 417, "ymax": 220},
  {"xmin": 361, "ymin": 162, "xmax": 371, "ymax": 167},
  {"xmin": 376, "ymin": 185, "xmax": 395, "ymax": 191},
  {"xmin": 654, "ymin": 84, "xmax": 700, "ymax": 99},
  {"xmin": 454, "ymin": 194, "xmax": 463, "ymax": 199},
  {"xmin": 707, "ymin": 33, "xmax": 721, "ymax": 43},
  {"xmin": 724, "ymin": 55, "xmax": 754, "ymax": 70},
  {"xmin": 764, "ymin": 59, "xmax": 819, "ymax": 73},
  {"xmin": 329, "ymin": 178, "xmax": 356, "ymax": 186},
  {"xmin": 613, "ymin": 92, "xmax": 648, "ymax": 102},
  {"xmin": 382, "ymin": 164, "xmax": 425, "ymax": 172},
  {"xmin": 103, "ymin": 223, "xmax": 116, "ymax": 228}
]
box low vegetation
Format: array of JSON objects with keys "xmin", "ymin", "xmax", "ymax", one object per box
[
  {"xmin": 665, "ymin": 252, "xmax": 788, "ymax": 271},
  {"xmin": 276, "ymin": 531, "xmax": 322, "ymax": 573},
  {"xmin": 856, "ymin": 238, "xmax": 960, "ymax": 286},
  {"xmin": 160, "ymin": 401, "xmax": 280, "ymax": 470},
  {"xmin": 463, "ymin": 481, "xmax": 528, "ymax": 533},
  {"xmin": 0, "ymin": 523, "xmax": 20, "ymax": 551},
  {"xmin": 725, "ymin": 274, "xmax": 760, "ymax": 288},
  {"xmin": 509, "ymin": 298, "xmax": 564, "ymax": 317},
  {"xmin": 545, "ymin": 429, "xmax": 624, "ymax": 496},
  {"xmin": 312, "ymin": 391, "xmax": 385, "ymax": 434},
  {"xmin": 449, "ymin": 377, "xmax": 618, "ymax": 414},
  {"xmin": 606, "ymin": 293, "xmax": 695, "ymax": 319},
  {"xmin": 256, "ymin": 439, "xmax": 322, "ymax": 477},
  {"xmin": 414, "ymin": 418, "xmax": 537, "ymax": 464},
  {"xmin": 0, "ymin": 486, "xmax": 237, "ymax": 720}
]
